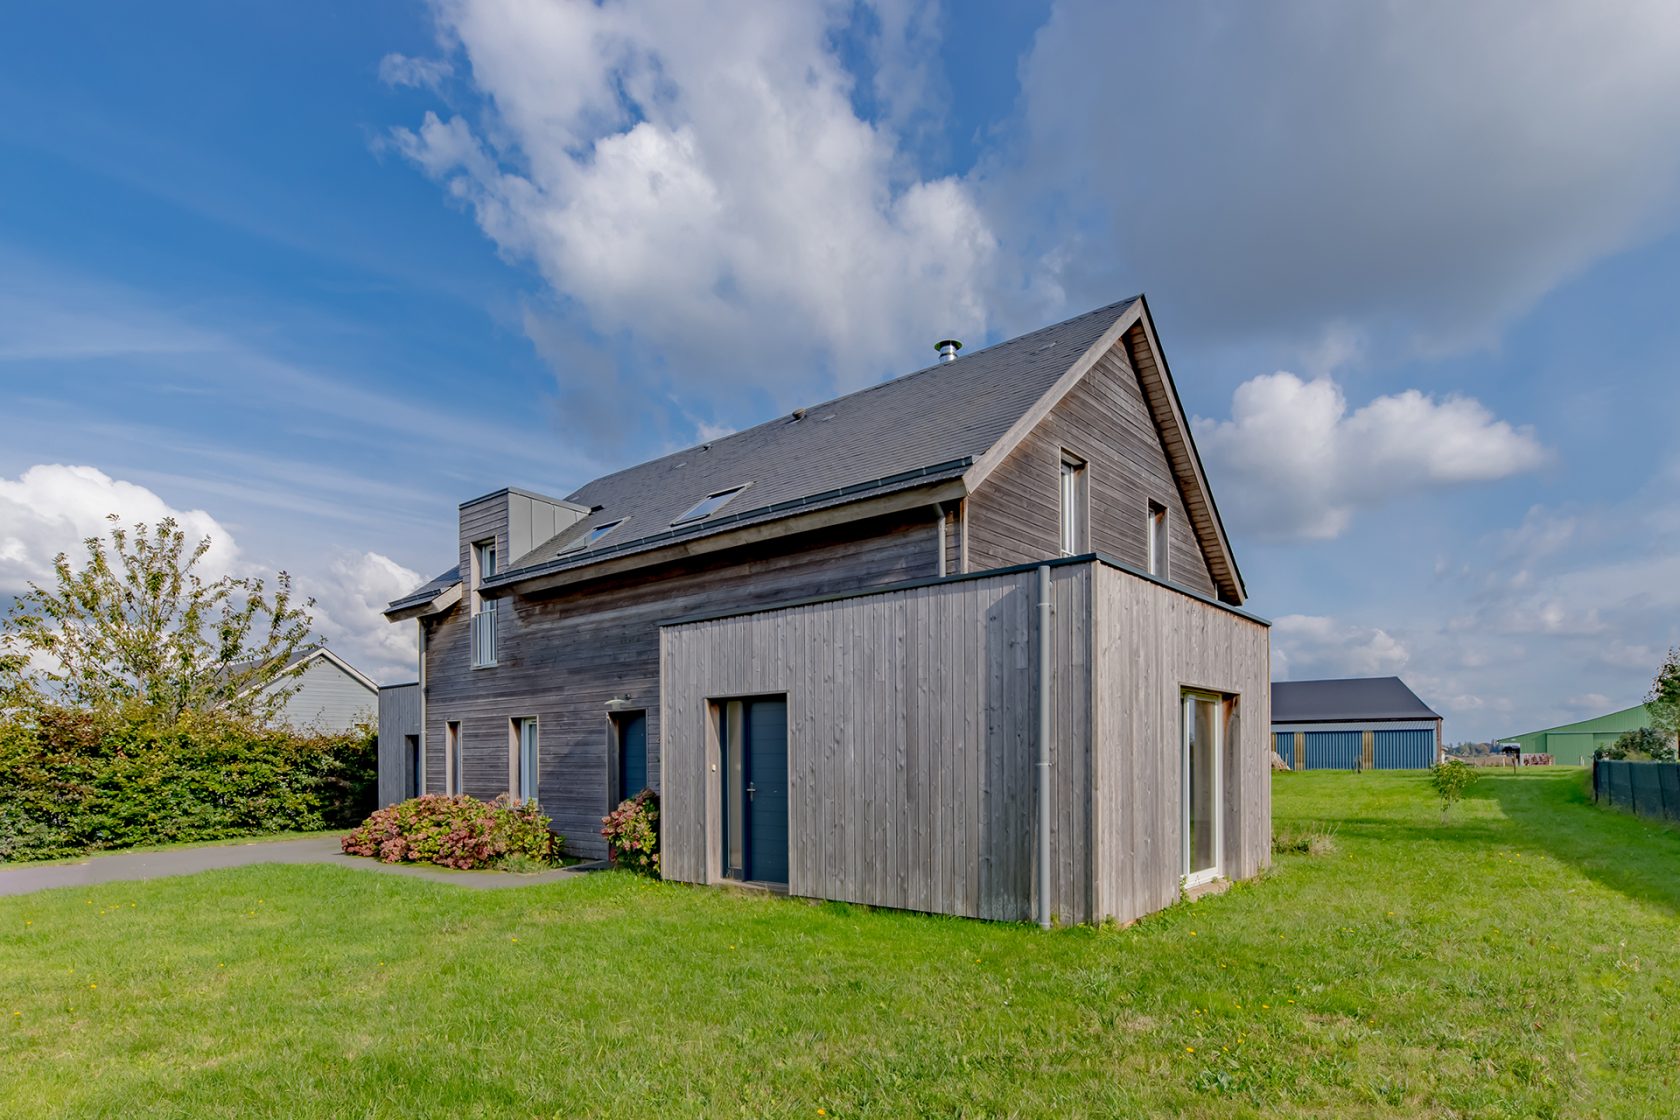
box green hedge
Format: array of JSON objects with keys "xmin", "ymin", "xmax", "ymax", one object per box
[{"xmin": 0, "ymin": 710, "xmax": 376, "ymax": 862}]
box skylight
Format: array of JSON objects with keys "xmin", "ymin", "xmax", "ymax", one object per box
[
  {"xmin": 557, "ymin": 519, "xmax": 625, "ymax": 555},
  {"xmin": 672, "ymin": 485, "xmax": 747, "ymax": 525}
]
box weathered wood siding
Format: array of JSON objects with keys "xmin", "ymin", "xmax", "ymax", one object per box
[
  {"xmin": 965, "ymin": 335, "xmax": 1218, "ymax": 598},
  {"xmin": 1090, "ymin": 563, "xmax": 1270, "ymax": 925},
  {"xmin": 376, "ymin": 682, "xmax": 421, "ymax": 807},
  {"xmin": 661, "ymin": 557, "xmax": 1267, "ymax": 925},
  {"xmin": 420, "ymin": 510, "xmax": 942, "ymax": 856},
  {"xmin": 661, "ymin": 562, "xmax": 1093, "ymax": 922}
]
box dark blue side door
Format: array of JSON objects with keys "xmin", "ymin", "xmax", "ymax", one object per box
[
  {"xmin": 617, "ymin": 712, "xmax": 648, "ymax": 801},
  {"xmin": 744, "ymin": 699, "xmax": 789, "ymax": 885}
]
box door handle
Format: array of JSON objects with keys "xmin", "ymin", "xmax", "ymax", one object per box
[{"xmin": 746, "ymin": 782, "xmax": 756, "ymax": 801}]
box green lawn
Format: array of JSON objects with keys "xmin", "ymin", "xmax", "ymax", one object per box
[{"xmin": 3, "ymin": 770, "xmax": 1676, "ymax": 1118}]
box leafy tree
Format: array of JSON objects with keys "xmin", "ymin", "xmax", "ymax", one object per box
[
  {"xmin": 1596, "ymin": 726, "xmax": 1676, "ymax": 763},
  {"xmin": 1428, "ymin": 759, "xmax": 1478, "ymax": 824},
  {"xmin": 1646, "ymin": 646, "xmax": 1680, "ymax": 757},
  {"xmin": 2, "ymin": 516, "xmax": 316, "ymax": 728}
]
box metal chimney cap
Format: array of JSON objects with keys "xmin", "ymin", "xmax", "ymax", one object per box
[{"xmin": 935, "ymin": 339, "xmax": 962, "ymax": 363}]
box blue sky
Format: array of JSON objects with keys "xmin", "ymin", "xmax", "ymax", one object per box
[{"xmin": 2, "ymin": 1, "xmax": 1679, "ymax": 742}]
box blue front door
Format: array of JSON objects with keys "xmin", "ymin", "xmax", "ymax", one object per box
[
  {"xmin": 720, "ymin": 697, "xmax": 789, "ymax": 885},
  {"xmin": 616, "ymin": 712, "xmax": 648, "ymax": 802},
  {"xmin": 744, "ymin": 699, "xmax": 789, "ymax": 885}
]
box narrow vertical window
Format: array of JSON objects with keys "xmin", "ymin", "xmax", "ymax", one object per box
[
  {"xmin": 445, "ymin": 721, "xmax": 462, "ymax": 796},
  {"xmin": 471, "ymin": 539, "xmax": 498, "ymax": 667},
  {"xmin": 1147, "ymin": 501, "xmax": 1168, "ymax": 577},
  {"xmin": 1059, "ymin": 454, "xmax": 1087, "ymax": 556},
  {"xmin": 405, "ymin": 734, "xmax": 422, "ymax": 798},
  {"xmin": 511, "ymin": 718, "xmax": 539, "ymax": 804}
]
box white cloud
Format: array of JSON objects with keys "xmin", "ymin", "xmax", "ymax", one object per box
[
  {"xmin": 999, "ymin": 1, "xmax": 1680, "ymax": 349},
  {"xmin": 390, "ymin": 0, "xmax": 997, "ymax": 420},
  {"xmin": 1271, "ymin": 613, "xmax": 1409, "ymax": 681},
  {"xmin": 302, "ymin": 552, "xmax": 422, "ymax": 679},
  {"xmin": 1195, "ymin": 372, "xmax": 1545, "ymax": 539},
  {"xmin": 0, "ymin": 465, "xmax": 416, "ymax": 682},
  {"xmin": 377, "ymin": 52, "xmax": 453, "ymax": 90},
  {"xmin": 0, "ymin": 464, "xmax": 236, "ymax": 590}
]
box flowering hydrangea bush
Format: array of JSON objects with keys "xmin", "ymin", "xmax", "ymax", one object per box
[
  {"xmin": 601, "ymin": 789, "xmax": 659, "ymax": 876},
  {"xmin": 341, "ymin": 794, "xmax": 560, "ymax": 870}
]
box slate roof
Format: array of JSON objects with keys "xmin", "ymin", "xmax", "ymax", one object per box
[
  {"xmin": 386, "ymin": 566, "xmax": 462, "ymax": 612},
  {"xmin": 1271, "ymin": 677, "xmax": 1442, "ymax": 723},
  {"xmin": 500, "ymin": 298, "xmax": 1140, "ymax": 577}
]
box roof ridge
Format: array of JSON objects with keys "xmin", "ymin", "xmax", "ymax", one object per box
[{"xmin": 564, "ymin": 296, "xmax": 1142, "ymax": 500}]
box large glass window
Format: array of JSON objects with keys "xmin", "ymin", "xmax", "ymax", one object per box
[
  {"xmin": 1182, "ymin": 692, "xmax": 1222, "ymax": 886},
  {"xmin": 471, "ymin": 540, "xmax": 498, "ymax": 668}
]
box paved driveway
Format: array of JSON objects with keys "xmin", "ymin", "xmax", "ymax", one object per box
[{"xmin": 0, "ymin": 836, "xmax": 585, "ymax": 897}]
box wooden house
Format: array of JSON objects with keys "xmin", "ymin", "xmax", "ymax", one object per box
[{"xmin": 383, "ymin": 296, "xmax": 1270, "ymax": 925}]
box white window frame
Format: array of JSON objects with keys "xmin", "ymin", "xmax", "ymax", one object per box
[
  {"xmin": 511, "ymin": 717, "xmax": 539, "ymax": 804},
  {"xmin": 1059, "ymin": 454, "xmax": 1088, "ymax": 556},
  {"xmin": 1181, "ymin": 691, "xmax": 1223, "ymax": 889},
  {"xmin": 471, "ymin": 539, "xmax": 498, "ymax": 668},
  {"xmin": 1147, "ymin": 500, "xmax": 1168, "ymax": 578}
]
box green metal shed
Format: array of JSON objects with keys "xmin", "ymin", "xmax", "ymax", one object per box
[{"xmin": 1503, "ymin": 704, "xmax": 1656, "ymax": 765}]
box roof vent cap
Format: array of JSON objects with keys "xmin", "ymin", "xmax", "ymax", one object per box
[
  {"xmin": 935, "ymin": 339, "xmax": 962, "ymax": 363},
  {"xmin": 790, "ymin": 407, "xmax": 807, "ymax": 422}
]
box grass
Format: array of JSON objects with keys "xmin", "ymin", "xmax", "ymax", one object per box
[{"xmin": 2, "ymin": 770, "xmax": 1677, "ymax": 1118}]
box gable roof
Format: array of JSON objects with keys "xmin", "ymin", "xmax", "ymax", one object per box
[
  {"xmin": 229, "ymin": 645, "xmax": 380, "ymax": 697},
  {"xmin": 388, "ymin": 296, "xmax": 1246, "ymax": 609},
  {"xmin": 1272, "ymin": 677, "xmax": 1441, "ymax": 723}
]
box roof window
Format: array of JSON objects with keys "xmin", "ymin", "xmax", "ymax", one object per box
[
  {"xmin": 557, "ymin": 519, "xmax": 625, "ymax": 555},
  {"xmin": 672, "ymin": 485, "xmax": 747, "ymax": 525}
]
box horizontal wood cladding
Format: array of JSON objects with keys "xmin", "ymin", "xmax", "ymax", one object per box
[
  {"xmin": 421, "ymin": 509, "xmax": 941, "ymax": 856},
  {"xmin": 1090, "ymin": 564, "xmax": 1271, "ymax": 925},
  {"xmin": 661, "ymin": 562, "xmax": 1094, "ymax": 922},
  {"xmin": 965, "ymin": 339, "xmax": 1218, "ymax": 599}
]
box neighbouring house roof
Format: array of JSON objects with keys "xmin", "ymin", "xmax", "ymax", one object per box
[
  {"xmin": 387, "ymin": 296, "xmax": 1248, "ymax": 611},
  {"xmin": 1272, "ymin": 677, "xmax": 1442, "ymax": 723},
  {"xmin": 259, "ymin": 646, "xmax": 380, "ymax": 696}
]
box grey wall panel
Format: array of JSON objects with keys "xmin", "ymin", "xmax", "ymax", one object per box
[
  {"xmin": 662, "ymin": 564, "xmax": 1093, "ymax": 921},
  {"xmin": 1090, "ymin": 563, "xmax": 1269, "ymax": 926},
  {"xmin": 376, "ymin": 682, "xmax": 421, "ymax": 807}
]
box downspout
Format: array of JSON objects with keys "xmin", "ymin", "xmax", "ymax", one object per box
[{"xmin": 1036, "ymin": 563, "xmax": 1052, "ymax": 929}]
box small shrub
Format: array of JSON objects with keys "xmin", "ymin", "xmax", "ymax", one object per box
[
  {"xmin": 1429, "ymin": 759, "xmax": 1478, "ymax": 823},
  {"xmin": 1272, "ymin": 822, "xmax": 1338, "ymax": 857},
  {"xmin": 341, "ymin": 795, "xmax": 561, "ymax": 870},
  {"xmin": 601, "ymin": 789, "xmax": 660, "ymax": 876}
]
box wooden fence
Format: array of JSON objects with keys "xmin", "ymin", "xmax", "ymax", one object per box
[{"xmin": 1593, "ymin": 759, "xmax": 1680, "ymax": 824}]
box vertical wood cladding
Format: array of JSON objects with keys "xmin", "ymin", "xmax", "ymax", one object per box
[
  {"xmin": 661, "ymin": 558, "xmax": 1269, "ymax": 925},
  {"xmin": 965, "ymin": 339, "xmax": 1218, "ymax": 598},
  {"xmin": 421, "ymin": 510, "xmax": 939, "ymax": 856}
]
